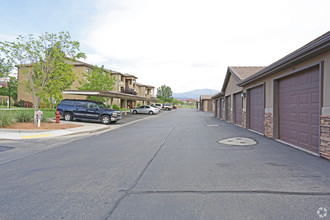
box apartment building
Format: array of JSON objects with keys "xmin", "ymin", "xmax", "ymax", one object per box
[{"xmin": 17, "ymin": 60, "xmax": 156, "ymax": 108}]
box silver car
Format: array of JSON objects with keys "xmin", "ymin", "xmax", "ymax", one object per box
[{"xmin": 130, "ymin": 105, "xmax": 160, "ymax": 115}]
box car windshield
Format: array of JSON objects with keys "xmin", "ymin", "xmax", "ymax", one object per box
[{"xmin": 97, "ymin": 102, "xmax": 108, "ymax": 109}]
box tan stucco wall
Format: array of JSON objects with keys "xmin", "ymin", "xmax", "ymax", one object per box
[
  {"xmin": 137, "ymin": 86, "xmax": 147, "ymax": 97},
  {"xmin": 224, "ymin": 74, "xmax": 242, "ymax": 111},
  {"xmin": 225, "ymin": 75, "xmax": 242, "ymax": 95},
  {"xmin": 17, "ymin": 66, "xmax": 31, "ymax": 102},
  {"xmin": 242, "ymin": 51, "xmax": 330, "ymax": 113},
  {"xmin": 62, "ymin": 65, "xmax": 88, "ymax": 100}
]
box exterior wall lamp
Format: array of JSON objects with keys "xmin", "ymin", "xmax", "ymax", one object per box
[{"xmin": 241, "ymin": 92, "xmax": 247, "ymax": 98}]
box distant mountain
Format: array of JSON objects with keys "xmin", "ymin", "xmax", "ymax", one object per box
[{"xmin": 173, "ymin": 89, "xmax": 219, "ymax": 100}]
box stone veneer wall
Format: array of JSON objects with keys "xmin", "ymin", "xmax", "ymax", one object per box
[
  {"xmin": 320, "ymin": 115, "xmax": 330, "ymax": 160},
  {"xmin": 264, "ymin": 113, "xmax": 273, "ymax": 138},
  {"xmin": 242, "ymin": 111, "xmax": 246, "ymax": 128}
]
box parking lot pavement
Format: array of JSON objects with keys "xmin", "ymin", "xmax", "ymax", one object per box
[{"xmin": 117, "ymin": 110, "xmax": 167, "ymax": 125}]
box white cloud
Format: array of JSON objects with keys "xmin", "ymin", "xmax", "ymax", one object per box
[
  {"xmin": 82, "ymin": 0, "xmax": 330, "ymax": 93},
  {"xmin": 0, "ymin": 33, "xmax": 17, "ymax": 42},
  {"xmin": 83, "ymin": 53, "xmax": 108, "ymax": 66}
]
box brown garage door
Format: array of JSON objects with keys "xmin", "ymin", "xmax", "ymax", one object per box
[
  {"xmin": 214, "ymin": 99, "xmax": 218, "ymax": 117},
  {"xmin": 220, "ymin": 98, "xmax": 223, "ymax": 119},
  {"xmin": 225, "ymin": 96, "xmax": 231, "ymax": 121},
  {"xmin": 249, "ymin": 85, "xmax": 264, "ymax": 133},
  {"xmin": 208, "ymin": 100, "xmax": 212, "ymax": 112},
  {"xmin": 279, "ymin": 66, "xmax": 319, "ymax": 153},
  {"xmin": 234, "ymin": 93, "xmax": 242, "ymax": 125}
]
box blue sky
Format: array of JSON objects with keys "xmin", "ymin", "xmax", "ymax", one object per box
[
  {"xmin": 1, "ymin": 0, "xmax": 330, "ymax": 93},
  {"xmin": 0, "ymin": 0, "xmax": 96, "ymax": 41}
]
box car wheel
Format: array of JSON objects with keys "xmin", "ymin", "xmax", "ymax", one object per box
[
  {"xmin": 101, "ymin": 115, "xmax": 111, "ymax": 124},
  {"xmin": 149, "ymin": 111, "xmax": 154, "ymax": 115},
  {"xmin": 133, "ymin": 110, "xmax": 137, "ymax": 114},
  {"xmin": 63, "ymin": 112, "xmax": 72, "ymax": 121}
]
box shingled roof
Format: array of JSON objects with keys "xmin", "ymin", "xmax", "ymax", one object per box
[
  {"xmin": 220, "ymin": 66, "xmax": 266, "ymax": 93},
  {"xmin": 228, "ymin": 66, "xmax": 265, "ymax": 81},
  {"xmin": 200, "ymin": 95, "xmax": 212, "ymax": 100}
]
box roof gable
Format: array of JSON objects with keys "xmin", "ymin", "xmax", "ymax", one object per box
[
  {"xmin": 221, "ymin": 66, "xmax": 265, "ymax": 92},
  {"xmin": 200, "ymin": 95, "xmax": 212, "ymax": 100}
]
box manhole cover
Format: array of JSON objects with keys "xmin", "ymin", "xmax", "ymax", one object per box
[
  {"xmin": 0, "ymin": 146, "xmax": 13, "ymax": 152},
  {"xmin": 218, "ymin": 137, "xmax": 257, "ymax": 146}
]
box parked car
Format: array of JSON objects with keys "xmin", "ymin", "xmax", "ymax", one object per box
[
  {"xmin": 130, "ymin": 105, "xmax": 160, "ymax": 115},
  {"xmin": 56, "ymin": 99, "xmax": 122, "ymax": 124},
  {"xmin": 152, "ymin": 103, "xmax": 163, "ymax": 109},
  {"xmin": 163, "ymin": 103, "xmax": 173, "ymax": 111},
  {"xmin": 150, "ymin": 104, "xmax": 161, "ymax": 110},
  {"xmin": 173, "ymin": 105, "xmax": 178, "ymax": 109}
]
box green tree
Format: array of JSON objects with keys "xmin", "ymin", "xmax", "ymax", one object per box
[
  {"xmin": 172, "ymin": 98, "xmax": 179, "ymax": 105},
  {"xmin": 0, "ymin": 57, "xmax": 12, "ymax": 78},
  {"xmin": 0, "ymin": 58, "xmax": 15, "ymax": 105},
  {"xmin": 41, "ymin": 42, "xmax": 77, "ymax": 108},
  {"xmin": 0, "ymin": 31, "xmax": 85, "ymax": 123},
  {"xmin": 156, "ymin": 85, "xmax": 173, "ymax": 102},
  {"xmin": 0, "ymin": 76, "xmax": 17, "ymax": 100},
  {"xmin": 78, "ymin": 65, "xmax": 116, "ymax": 102}
]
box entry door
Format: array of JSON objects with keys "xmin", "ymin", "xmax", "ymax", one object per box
[
  {"xmin": 278, "ymin": 66, "xmax": 319, "ymax": 153},
  {"xmin": 234, "ymin": 93, "xmax": 242, "ymax": 125},
  {"xmin": 249, "ymin": 85, "xmax": 264, "ymax": 133}
]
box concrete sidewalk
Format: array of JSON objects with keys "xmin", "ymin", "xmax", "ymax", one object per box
[{"xmin": 0, "ymin": 120, "xmax": 111, "ymax": 140}]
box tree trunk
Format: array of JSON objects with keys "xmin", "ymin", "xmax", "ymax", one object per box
[{"xmin": 33, "ymin": 108, "xmax": 37, "ymax": 124}]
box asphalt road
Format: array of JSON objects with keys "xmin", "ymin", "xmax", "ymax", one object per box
[{"xmin": 0, "ymin": 108, "xmax": 329, "ymax": 220}]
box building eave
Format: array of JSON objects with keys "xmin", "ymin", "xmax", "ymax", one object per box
[{"xmin": 237, "ymin": 31, "xmax": 330, "ymax": 86}]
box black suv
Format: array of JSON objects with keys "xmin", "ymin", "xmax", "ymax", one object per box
[{"xmin": 56, "ymin": 99, "xmax": 122, "ymax": 124}]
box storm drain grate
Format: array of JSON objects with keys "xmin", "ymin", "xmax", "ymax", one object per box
[
  {"xmin": 218, "ymin": 137, "xmax": 257, "ymax": 146},
  {"xmin": 0, "ymin": 146, "xmax": 13, "ymax": 152}
]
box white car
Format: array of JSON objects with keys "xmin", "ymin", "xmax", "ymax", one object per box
[
  {"xmin": 163, "ymin": 103, "xmax": 173, "ymax": 111},
  {"xmin": 152, "ymin": 103, "xmax": 163, "ymax": 109},
  {"xmin": 130, "ymin": 105, "xmax": 160, "ymax": 115}
]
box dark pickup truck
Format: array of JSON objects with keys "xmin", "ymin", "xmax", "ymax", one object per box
[{"xmin": 56, "ymin": 99, "xmax": 122, "ymax": 124}]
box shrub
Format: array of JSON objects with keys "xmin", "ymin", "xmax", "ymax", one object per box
[
  {"xmin": 0, "ymin": 111, "xmax": 13, "ymax": 127},
  {"xmin": 39, "ymin": 102, "xmax": 47, "ymax": 108},
  {"xmin": 137, "ymin": 103, "xmax": 141, "ymax": 107},
  {"xmin": 112, "ymin": 104, "xmax": 120, "ymax": 110},
  {"xmin": 15, "ymin": 111, "xmax": 32, "ymax": 122},
  {"xmin": 16, "ymin": 100, "xmax": 25, "ymax": 107},
  {"xmin": 24, "ymin": 101, "xmax": 33, "ymax": 108},
  {"xmin": 123, "ymin": 87, "xmax": 137, "ymax": 95},
  {"xmin": 41, "ymin": 116, "xmax": 50, "ymax": 123}
]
